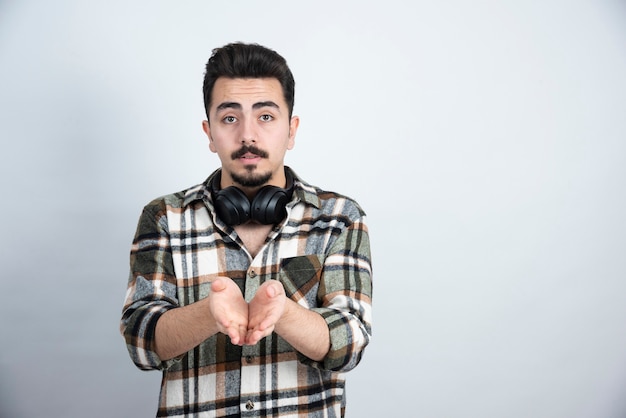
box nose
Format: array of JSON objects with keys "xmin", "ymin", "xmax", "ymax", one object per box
[{"xmin": 241, "ymin": 119, "xmax": 256, "ymax": 144}]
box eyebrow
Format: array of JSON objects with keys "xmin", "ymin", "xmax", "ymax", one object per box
[
  {"xmin": 215, "ymin": 101, "xmax": 280, "ymax": 112},
  {"xmin": 252, "ymin": 101, "xmax": 280, "ymax": 110}
]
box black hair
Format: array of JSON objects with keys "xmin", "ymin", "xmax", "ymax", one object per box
[{"xmin": 202, "ymin": 42, "xmax": 295, "ymax": 121}]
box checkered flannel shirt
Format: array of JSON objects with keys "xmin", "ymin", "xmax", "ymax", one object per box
[{"xmin": 120, "ymin": 168, "xmax": 373, "ymax": 417}]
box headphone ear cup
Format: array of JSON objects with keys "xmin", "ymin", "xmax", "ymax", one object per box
[
  {"xmin": 214, "ymin": 187, "xmax": 251, "ymax": 226},
  {"xmin": 251, "ymin": 186, "xmax": 290, "ymax": 224}
]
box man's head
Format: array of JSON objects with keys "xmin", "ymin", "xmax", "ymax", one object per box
[
  {"xmin": 203, "ymin": 42, "xmax": 295, "ymax": 121},
  {"xmin": 201, "ymin": 43, "xmax": 300, "ymax": 193}
]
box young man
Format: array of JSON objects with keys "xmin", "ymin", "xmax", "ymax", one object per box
[{"xmin": 120, "ymin": 42, "xmax": 373, "ymax": 417}]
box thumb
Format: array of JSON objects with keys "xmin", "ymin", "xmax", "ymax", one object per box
[
  {"xmin": 266, "ymin": 281, "xmax": 282, "ymax": 298},
  {"xmin": 211, "ymin": 278, "xmax": 226, "ymax": 292},
  {"xmin": 266, "ymin": 285, "xmax": 276, "ymax": 298}
]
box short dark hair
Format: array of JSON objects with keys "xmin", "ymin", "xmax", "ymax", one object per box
[{"xmin": 202, "ymin": 42, "xmax": 295, "ymax": 121}]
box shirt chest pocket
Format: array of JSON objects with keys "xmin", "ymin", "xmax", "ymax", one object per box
[{"xmin": 278, "ymin": 254, "xmax": 324, "ymax": 308}]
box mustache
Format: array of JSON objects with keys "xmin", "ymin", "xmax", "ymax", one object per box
[{"xmin": 231, "ymin": 145, "xmax": 269, "ymax": 160}]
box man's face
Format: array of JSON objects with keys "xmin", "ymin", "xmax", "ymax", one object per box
[{"xmin": 203, "ymin": 77, "xmax": 299, "ymax": 190}]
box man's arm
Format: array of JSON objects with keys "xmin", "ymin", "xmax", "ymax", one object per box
[
  {"xmin": 246, "ymin": 216, "xmax": 372, "ymax": 367},
  {"xmin": 246, "ymin": 281, "xmax": 330, "ymax": 361},
  {"xmin": 275, "ymin": 299, "xmax": 330, "ymax": 361},
  {"xmin": 307, "ymin": 216, "xmax": 373, "ymax": 371},
  {"xmin": 121, "ymin": 202, "xmax": 249, "ymax": 367},
  {"xmin": 155, "ymin": 277, "xmax": 249, "ymax": 360}
]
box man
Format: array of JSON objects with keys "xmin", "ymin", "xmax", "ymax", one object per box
[{"xmin": 120, "ymin": 42, "xmax": 372, "ymax": 417}]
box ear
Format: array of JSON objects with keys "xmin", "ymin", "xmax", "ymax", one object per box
[
  {"xmin": 287, "ymin": 116, "xmax": 299, "ymax": 150},
  {"xmin": 202, "ymin": 120, "xmax": 217, "ymax": 153}
]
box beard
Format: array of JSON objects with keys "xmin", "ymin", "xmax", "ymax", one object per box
[
  {"xmin": 230, "ymin": 145, "xmax": 272, "ymax": 187},
  {"xmin": 231, "ymin": 169, "xmax": 272, "ymax": 188}
]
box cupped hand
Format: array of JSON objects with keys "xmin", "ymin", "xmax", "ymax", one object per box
[
  {"xmin": 245, "ymin": 280, "xmax": 286, "ymax": 345},
  {"xmin": 208, "ymin": 277, "xmax": 248, "ymax": 345}
]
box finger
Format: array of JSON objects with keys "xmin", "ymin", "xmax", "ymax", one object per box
[
  {"xmin": 228, "ymin": 323, "xmax": 247, "ymax": 346},
  {"xmin": 227, "ymin": 327, "xmax": 241, "ymax": 345},
  {"xmin": 245, "ymin": 330, "xmax": 257, "ymax": 346},
  {"xmin": 258, "ymin": 319, "xmax": 275, "ymax": 333},
  {"xmin": 246, "ymin": 325, "xmax": 275, "ymax": 345},
  {"xmin": 266, "ymin": 284, "xmax": 276, "ymax": 298},
  {"xmin": 267, "ymin": 281, "xmax": 284, "ymax": 298},
  {"xmin": 211, "ymin": 278, "xmax": 226, "ymax": 292},
  {"xmin": 248, "ymin": 311, "xmax": 269, "ymax": 330},
  {"xmin": 238, "ymin": 324, "xmax": 248, "ymax": 345},
  {"xmin": 246, "ymin": 329, "xmax": 263, "ymax": 346}
]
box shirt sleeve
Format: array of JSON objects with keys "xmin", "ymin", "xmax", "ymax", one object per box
[
  {"xmin": 307, "ymin": 216, "xmax": 373, "ymax": 372},
  {"xmin": 120, "ymin": 201, "xmax": 179, "ymax": 371}
]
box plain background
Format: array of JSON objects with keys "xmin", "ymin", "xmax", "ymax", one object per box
[{"xmin": 2, "ymin": 1, "xmax": 626, "ymax": 417}]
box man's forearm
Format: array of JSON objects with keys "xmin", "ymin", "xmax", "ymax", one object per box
[
  {"xmin": 274, "ymin": 299, "xmax": 330, "ymax": 362},
  {"xmin": 154, "ymin": 299, "xmax": 219, "ymax": 361}
]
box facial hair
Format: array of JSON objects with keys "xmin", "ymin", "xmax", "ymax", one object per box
[
  {"xmin": 231, "ymin": 144, "xmax": 269, "ymax": 160},
  {"xmin": 230, "ymin": 144, "xmax": 272, "ymax": 187}
]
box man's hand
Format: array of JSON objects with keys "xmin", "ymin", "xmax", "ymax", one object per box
[
  {"xmin": 208, "ymin": 277, "xmax": 248, "ymax": 345},
  {"xmin": 246, "ymin": 280, "xmax": 286, "ymax": 346},
  {"xmin": 207, "ymin": 278, "xmax": 288, "ymax": 346}
]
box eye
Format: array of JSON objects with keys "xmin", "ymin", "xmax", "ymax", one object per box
[
  {"xmin": 223, "ymin": 115, "xmax": 237, "ymax": 124},
  {"xmin": 259, "ymin": 114, "xmax": 274, "ymax": 122}
]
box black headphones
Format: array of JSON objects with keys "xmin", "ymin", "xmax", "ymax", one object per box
[{"xmin": 210, "ymin": 169, "xmax": 294, "ymax": 226}]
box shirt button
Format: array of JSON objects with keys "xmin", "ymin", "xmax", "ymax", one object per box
[
  {"xmin": 246, "ymin": 400, "xmax": 254, "ymax": 410},
  {"xmin": 245, "ymin": 355, "xmax": 253, "ymax": 364},
  {"xmin": 249, "ymin": 270, "xmax": 257, "ymax": 278}
]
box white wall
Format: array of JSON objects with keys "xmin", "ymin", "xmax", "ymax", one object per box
[{"xmin": 1, "ymin": 1, "xmax": 626, "ymax": 417}]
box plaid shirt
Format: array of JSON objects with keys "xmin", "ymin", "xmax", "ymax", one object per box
[{"xmin": 120, "ymin": 168, "xmax": 373, "ymax": 417}]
